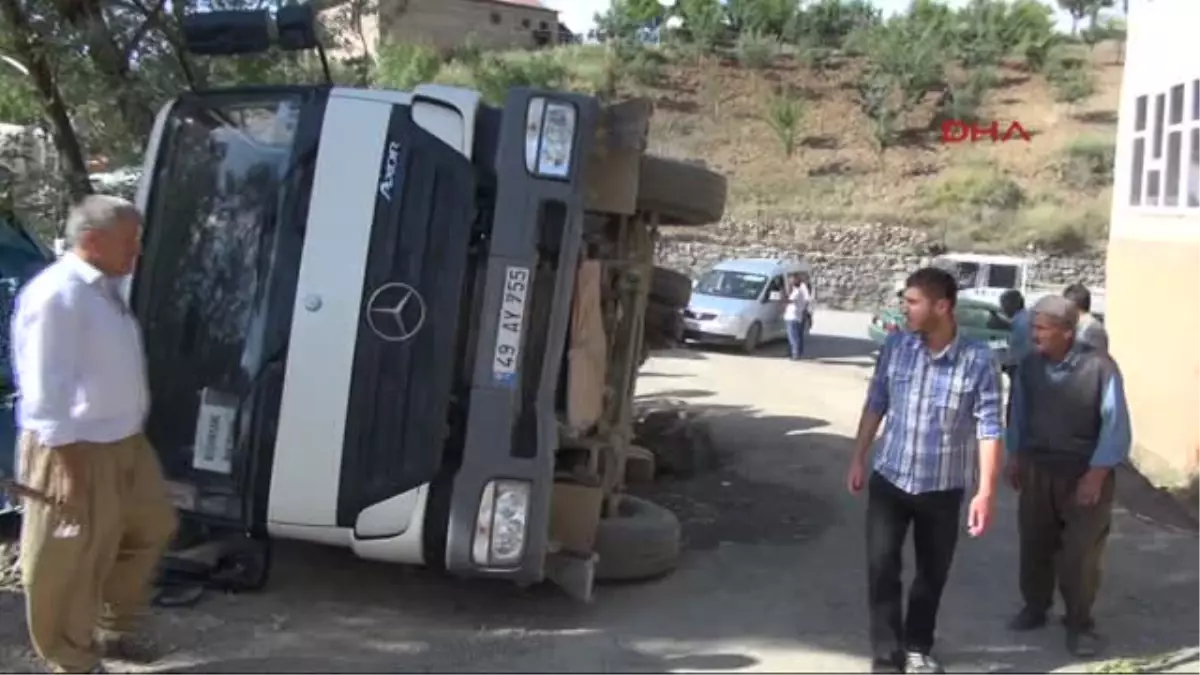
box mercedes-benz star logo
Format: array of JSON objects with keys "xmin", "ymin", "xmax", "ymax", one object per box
[{"xmin": 365, "ymin": 282, "xmax": 426, "ymax": 343}]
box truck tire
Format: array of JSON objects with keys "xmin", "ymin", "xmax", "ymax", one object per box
[
  {"xmin": 644, "ymin": 300, "xmax": 683, "ymax": 347},
  {"xmin": 594, "ymin": 495, "xmax": 681, "ymax": 582},
  {"xmin": 651, "ymin": 266, "xmax": 692, "ymax": 307},
  {"xmin": 637, "ymin": 156, "xmax": 727, "ymax": 226}
]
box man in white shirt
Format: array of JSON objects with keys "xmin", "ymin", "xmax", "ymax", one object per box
[
  {"xmin": 784, "ymin": 272, "xmax": 812, "ymax": 360},
  {"xmin": 12, "ymin": 195, "xmax": 176, "ymax": 674}
]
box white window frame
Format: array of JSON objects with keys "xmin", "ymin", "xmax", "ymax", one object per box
[{"xmin": 1127, "ymin": 77, "xmax": 1200, "ymax": 212}]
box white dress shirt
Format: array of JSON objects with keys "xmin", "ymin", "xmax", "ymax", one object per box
[
  {"xmin": 11, "ymin": 253, "xmax": 148, "ymax": 447},
  {"xmin": 783, "ymin": 283, "xmax": 811, "ymax": 322}
]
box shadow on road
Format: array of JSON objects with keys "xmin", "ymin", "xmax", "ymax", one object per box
[
  {"xmin": 0, "ymin": 396, "xmax": 1195, "ymax": 675},
  {"xmin": 682, "ymin": 333, "xmax": 879, "ymax": 364}
]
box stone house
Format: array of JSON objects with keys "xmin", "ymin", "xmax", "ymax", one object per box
[{"xmin": 322, "ymin": 0, "xmax": 565, "ymax": 60}]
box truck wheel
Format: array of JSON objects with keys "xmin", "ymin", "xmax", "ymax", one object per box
[
  {"xmin": 644, "ymin": 300, "xmax": 682, "ymax": 347},
  {"xmin": 637, "ymin": 156, "xmax": 727, "ymax": 226},
  {"xmin": 594, "ymin": 496, "xmax": 681, "ymax": 582},
  {"xmin": 742, "ymin": 322, "xmax": 762, "ymax": 354},
  {"xmin": 651, "ymin": 266, "xmax": 692, "ymax": 307}
]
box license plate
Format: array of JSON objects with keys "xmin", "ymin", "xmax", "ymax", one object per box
[
  {"xmin": 192, "ymin": 388, "xmax": 237, "ymax": 474},
  {"xmin": 492, "ymin": 266, "xmax": 531, "ymax": 387}
]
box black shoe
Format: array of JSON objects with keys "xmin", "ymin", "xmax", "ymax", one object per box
[
  {"xmin": 1066, "ymin": 628, "xmax": 1105, "ymax": 658},
  {"xmin": 1008, "ymin": 607, "xmax": 1049, "ymax": 631},
  {"xmin": 904, "ymin": 651, "xmax": 946, "ymax": 674}
]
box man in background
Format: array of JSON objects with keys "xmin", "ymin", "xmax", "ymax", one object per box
[
  {"xmin": 13, "ymin": 195, "xmax": 177, "ymax": 673},
  {"xmin": 783, "ymin": 272, "xmax": 812, "ymax": 361},
  {"xmin": 1063, "ymin": 283, "xmax": 1108, "ymax": 353},
  {"xmin": 1005, "ymin": 295, "xmax": 1131, "ymax": 658},
  {"xmin": 999, "ymin": 289, "xmax": 1031, "ymax": 421},
  {"xmin": 846, "ymin": 267, "xmax": 1003, "ymax": 674}
]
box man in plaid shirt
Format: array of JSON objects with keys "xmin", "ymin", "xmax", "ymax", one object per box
[{"xmin": 846, "ymin": 267, "xmax": 1004, "ymax": 674}]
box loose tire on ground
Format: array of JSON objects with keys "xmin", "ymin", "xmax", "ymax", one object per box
[
  {"xmin": 651, "ymin": 266, "xmax": 692, "ymax": 307},
  {"xmin": 637, "ymin": 156, "xmax": 727, "ymax": 226},
  {"xmin": 594, "ymin": 495, "xmax": 682, "ymax": 582}
]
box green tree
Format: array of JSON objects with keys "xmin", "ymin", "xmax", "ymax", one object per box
[
  {"xmin": 595, "ymin": 0, "xmax": 664, "ymax": 41},
  {"xmin": 675, "ymin": 0, "xmax": 724, "ymax": 51},
  {"xmin": 1056, "ymin": 0, "xmax": 1112, "ymax": 36}
]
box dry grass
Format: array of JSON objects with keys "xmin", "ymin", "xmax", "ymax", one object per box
[
  {"xmin": 635, "ymin": 41, "xmax": 1122, "ymax": 252},
  {"xmin": 383, "ymin": 39, "xmax": 1124, "ymax": 253}
]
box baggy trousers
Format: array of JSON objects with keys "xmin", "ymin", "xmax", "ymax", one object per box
[
  {"xmin": 18, "ymin": 431, "xmax": 177, "ymax": 673},
  {"xmin": 1018, "ymin": 459, "xmax": 1114, "ymax": 631}
]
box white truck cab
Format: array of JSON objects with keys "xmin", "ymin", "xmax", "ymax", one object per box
[{"xmin": 124, "ymin": 6, "xmax": 727, "ymax": 600}]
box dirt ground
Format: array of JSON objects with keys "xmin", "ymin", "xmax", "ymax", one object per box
[{"xmin": 0, "ymin": 311, "xmax": 1196, "ymax": 673}]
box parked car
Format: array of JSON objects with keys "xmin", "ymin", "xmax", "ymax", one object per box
[
  {"xmin": 682, "ymin": 258, "xmax": 813, "ymax": 354},
  {"xmin": 867, "ymin": 297, "xmax": 1013, "ymax": 363}
]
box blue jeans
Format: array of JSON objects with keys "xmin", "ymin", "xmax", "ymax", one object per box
[{"xmin": 786, "ymin": 319, "xmax": 806, "ymax": 359}]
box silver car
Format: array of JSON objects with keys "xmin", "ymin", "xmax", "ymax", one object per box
[{"xmin": 682, "ymin": 258, "xmax": 813, "ymax": 354}]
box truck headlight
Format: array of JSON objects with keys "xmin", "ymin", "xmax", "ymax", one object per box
[
  {"xmin": 524, "ymin": 97, "xmax": 576, "ymax": 179},
  {"xmin": 472, "ymin": 479, "xmax": 531, "ymax": 568}
]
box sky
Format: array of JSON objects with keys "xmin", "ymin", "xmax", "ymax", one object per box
[{"xmin": 542, "ymin": 0, "xmax": 1084, "ymax": 38}]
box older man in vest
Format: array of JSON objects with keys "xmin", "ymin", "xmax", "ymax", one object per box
[{"xmin": 1003, "ymin": 295, "xmax": 1131, "ymax": 658}]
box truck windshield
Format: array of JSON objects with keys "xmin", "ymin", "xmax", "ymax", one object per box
[
  {"xmin": 134, "ymin": 92, "xmax": 304, "ymax": 468},
  {"xmin": 694, "ymin": 270, "xmax": 768, "ymax": 300}
]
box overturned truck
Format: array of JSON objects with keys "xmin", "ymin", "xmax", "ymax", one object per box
[{"xmin": 137, "ymin": 7, "xmax": 725, "ymax": 601}]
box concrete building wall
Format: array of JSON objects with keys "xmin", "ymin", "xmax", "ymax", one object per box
[
  {"xmin": 1107, "ymin": 0, "xmax": 1200, "ymax": 489},
  {"xmin": 324, "ymin": 0, "xmax": 560, "ymax": 59}
]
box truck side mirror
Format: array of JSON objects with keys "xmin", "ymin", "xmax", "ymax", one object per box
[{"xmin": 767, "ymin": 291, "xmax": 783, "ymax": 302}]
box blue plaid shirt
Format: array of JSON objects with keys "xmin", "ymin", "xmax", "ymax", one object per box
[{"xmin": 866, "ymin": 331, "xmax": 1004, "ymax": 494}]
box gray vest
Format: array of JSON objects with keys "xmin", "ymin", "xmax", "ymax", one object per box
[{"xmin": 1018, "ymin": 349, "xmax": 1115, "ymax": 471}]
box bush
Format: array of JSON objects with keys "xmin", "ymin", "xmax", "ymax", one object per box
[
  {"xmin": 675, "ymin": 0, "xmax": 725, "ymax": 51},
  {"xmin": 1042, "ymin": 44, "xmax": 1087, "ymax": 79},
  {"xmin": 925, "ymin": 170, "xmax": 1026, "ymax": 211},
  {"xmin": 764, "ymin": 89, "xmax": 806, "ymax": 157},
  {"xmin": 699, "ymin": 69, "xmax": 726, "ymax": 118},
  {"xmin": 375, "ymin": 43, "xmax": 443, "ymax": 91},
  {"xmin": 798, "ymin": 44, "xmax": 836, "ymax": 78},
  {"xmin": 1058, "ymin": 136, "xmax": 1116, "ymax": 189},
  {"xmin": 471, "ymin": 54, "xmax": 568, "ymax": 105},
  {"xmin": 938, "ymin": 68, "xmax": 995, "ymax": 125},
  {"xmin": 1052, "ymin": 68, "xmax": 1095, "ymax": 104},
  {"xmin": 861, "ymin": 17, "xmax": 946, "ymax": 110},
  {"xmin": 1014, "ymin": 204, "xmax": 1107, "ymax": 254},
  {"xmin": 796, "ymin": 0, "xmax": 882, "ymax": 49},
  {"xmin": 735, "ymin": 29, "xmax": 778, "ymax": 69},
  {"xmin": 627, "ymin": 49, "xmax": 666, "ymax": 86},
  {"xmin": 726, "ymin": 0, "xmax": 795, "ymax": 38},
  {"xmin": 855, "ymin": 74, "xmax": 901, "ymax": 150},
  {"xmin": 952, "ymin": 3, "xmax": 1006, "ymax": 68}
]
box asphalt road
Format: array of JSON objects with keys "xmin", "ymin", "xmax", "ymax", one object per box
[{"xmin": 0, "ymin": 310, "xmax": 1195, "ymax": 673}]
